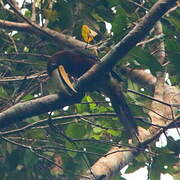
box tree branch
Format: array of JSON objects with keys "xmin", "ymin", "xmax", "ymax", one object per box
[
  {"xmin": 0, "ymin": 72, "xmax": 47, "ymax": 83},
  {"xmin": 0, "ymin": 20, "xmax": 90, "ymax": 50},
  {"xmin": 0, "ymin": 93, "xmax": 83, "ymax": 128}
]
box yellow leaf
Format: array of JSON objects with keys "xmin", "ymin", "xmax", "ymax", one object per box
[{"xmin": 81, "ymin": 25, "xmax": 97, "ymax": 43}]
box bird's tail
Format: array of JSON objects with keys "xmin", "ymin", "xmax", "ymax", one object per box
[{"xmin": 103, "ymin": 75, "xmax": 138, "ymax": 139}]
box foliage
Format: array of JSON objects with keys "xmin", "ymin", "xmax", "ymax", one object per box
[{"xmin": 0, "ymin": 0, "xmax": 179, "ymax": 180}]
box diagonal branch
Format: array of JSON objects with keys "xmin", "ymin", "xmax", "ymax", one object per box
[
  {"xmin": 0, "ymin": 20, "xmax": 90, "ymax": 50},
  {"xmin": 0, "ymin": 93, "xmax": 83, "ymax": 128}
]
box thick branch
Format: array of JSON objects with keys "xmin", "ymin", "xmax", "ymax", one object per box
[
  {"xmin": 0, "ymin": 20, "xmax": 90, "ymax": 49},
  {"xmin": 121, "ymin": 66, "xmax": 157, "ymax": 91},
  {"xmin": 0, "ymin": 93, "xmax": 83, "ymax": 128}
]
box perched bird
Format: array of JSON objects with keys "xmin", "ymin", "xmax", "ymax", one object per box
[{"xmin": 47, "ymin": 50, "xmax": 138, "ymax": 137}]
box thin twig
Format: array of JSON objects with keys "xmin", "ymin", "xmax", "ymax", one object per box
[
  {"xmin": 0, "ymin": 58, "xmax": 45, "ymax": 65},
  {"xmin": 0, "ymin": 136, "xmax": 89, "ymax": 179},
  {"xmin": 137, "ymin": 34, "xmax": 165, "ymax": 46},
  {"xmin": 128, "ymin": 89, "xmax": 180, "ymax": 107},
  {"xmin": 0, "ymin": 52, "xmax": 50, "ymax": 58},
  {"xmin": 0, "ymin": 113, "xmax": 117, "ymax": 136},
  {"xmin": 0, "ymin": 72, "xmax": 47, "ymax": 82},
  {"xmin": 127, "ymin": 0, "xmax": 149, "ymax": 12}
]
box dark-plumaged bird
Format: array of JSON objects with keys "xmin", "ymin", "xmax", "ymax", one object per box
[{"xmin": 47, "ymin": 50, "xmax": 138, "ymax": 138}]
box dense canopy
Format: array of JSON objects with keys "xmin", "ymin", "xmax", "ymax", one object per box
[{"xmin": 0, "ymin": 0, "xmax": 179, "ymax": 180}]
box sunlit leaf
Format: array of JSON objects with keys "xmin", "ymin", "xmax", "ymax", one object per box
[
  {"xmin": 65, "ymin": 141, "xmax": 77, "ymax": 157},
  {"xmin": 81, "ymin": 25, "xmax": 97, "ymax": 43},
  {"xmin": 66, "ymin": 123, "xmax": 86, "ymax": 138}
]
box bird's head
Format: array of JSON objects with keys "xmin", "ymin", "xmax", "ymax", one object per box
[{"xmin": 47, "ymin": 50, "xmax": 97, "ymax": 95}]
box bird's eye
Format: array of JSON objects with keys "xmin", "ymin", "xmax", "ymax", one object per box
[
  {"xmin": 49, "ymin": 63, "xmax": 58, "ymax": 71},
  {"xmin": 47, "ymin": 63, "xmax": 58, "ymax": 75},
  {"xmin": 51, "ymin": 63, "xmax": 57, "ymax": 68}
]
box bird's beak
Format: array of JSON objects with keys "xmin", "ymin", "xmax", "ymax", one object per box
[{"xmin": 51, "ymin": 65, "xmax": 77, "ymax": 95}]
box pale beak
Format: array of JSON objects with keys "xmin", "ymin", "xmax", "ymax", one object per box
[{"xmin": 51, "ymin": 65, "xmax": 77, "ymax": 96}]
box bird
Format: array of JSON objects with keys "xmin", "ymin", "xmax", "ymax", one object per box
[{"xmin": 47, "ymin": 50, "xmax": 138, "ymax": 138}]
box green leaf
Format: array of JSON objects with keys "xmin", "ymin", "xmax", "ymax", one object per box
[
  {"xmin": 75, "ymin": 96, "xmax": 89, "ymax": 113},
  {"xmin": 126, "ymin": 160, "xmax": 145, "ymax": 173},
  {"xmin": 85, "ymin": 95, "xmax": 96, "ymax": 111},
  {"xmin": 167, "ymin": 138, "xmax": 180, "ymax": 154},
  {"xmin": 44, "ymin": 9, "xmax": 58, "ymax": 22},
  {"xmin": 0, "ymin": 86, "xmax": 8, "ymax": 97},
  {"xmin": 65, "ymin": 141, "xmax": 77, "ymax": 158},
  {"xmin": 107, "ymin": 129, "xmax": 120, "ymax": 136},
  {"xmin": 91, "ymin": 134, "xmax": 101, "ymax": 140},
  {"xmin": 129, "ymin": 47, "xmax": 162, "ymax": 73},
  {"xmin": 25, "ymin": 129, "xmax": 46, "ymax": 139},
  {"xmin": 93, "ymin": 127, "xmax": 103, "ymax": 134},
  {"xmin": 112, "ymin": 7, "xmax": 128, "ymax": 42},
  {"xmin": 22, "ymin": 94, "xmax": 34, "ymax": 101},
  {"xmin": 65, "ymin": 123, "xmax": 86, "ymax": 138},
  {"xmin": 150, "ymin": 164, "xmax": 161, "ymax": 180},
  {"xmin": 24, "ymin": 10, "xmax": 31, "ymax": 18},
  {"xmin": 6, "ymin": 143, "xmax": 15, "ymax": 154},
  {"xmin": 24, "ymin": 150, "xmax": 37, "ymax": 169},
  {"xmin": 166, "ymin": 39, "xmax": 180, "ymax": 53},
  {"xmin": 26, "ymin": 116, "xmax": 40, "ymax": 123}
]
